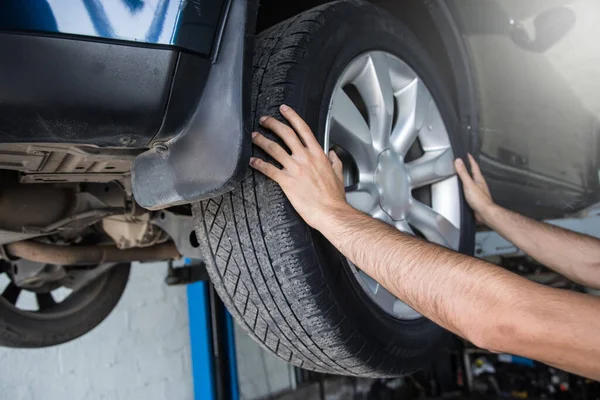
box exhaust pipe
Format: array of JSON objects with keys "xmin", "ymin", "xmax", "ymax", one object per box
[{"xmin": 6, "ymin": 240, "xmax": 180, "ymax": 265}]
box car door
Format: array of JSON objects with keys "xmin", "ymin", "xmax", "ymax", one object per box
[{"xmin": 447, "ymin": 0, "xmax": 600, "ymax": 219}]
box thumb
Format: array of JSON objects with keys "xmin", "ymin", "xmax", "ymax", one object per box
[
  {"xmin": 328, "ymin": 150, "xmax": 344, "ymax": 182},
  {"xmin": 454, "ymin": 158, "xmax": 475, "ymax": 188}
]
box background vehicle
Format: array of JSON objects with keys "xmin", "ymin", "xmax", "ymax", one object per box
[{"xmin": 0, "ymin": 0, "xmax": 598, "ymax": 375}]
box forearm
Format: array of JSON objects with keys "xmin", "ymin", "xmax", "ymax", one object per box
[
  {"xmin": 481, "ymin": 205, "xmax": 600, "ymax": 289},
  {"xmin": 514, "ymin": 285, "xmax": 600, "ymax": 379},
  {"xmin": 318, "ymin": 205, "xmax": 532, "ymax": 343},
  {"xmin": 317, "ymin": 205, "xmax": 600, "ymax": 379}
]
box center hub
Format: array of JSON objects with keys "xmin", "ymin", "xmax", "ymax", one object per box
[{"xmin": 374, "ymin": 150, "xmax": 411, "ymax": 220}]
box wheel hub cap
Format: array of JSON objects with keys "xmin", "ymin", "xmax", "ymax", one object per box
[{"xmin": 324, "ymin": 51, "xmax": 462, "ymax": 320}]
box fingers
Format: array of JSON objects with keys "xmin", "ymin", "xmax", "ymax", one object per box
[
  {"xmin": 249, "ymin": 157, "xmax": 283, "ymax": 182},
  {"xmin": 259, "ymin": 116, "xmax": 303, "ymax": 153},
  {"xmin": 467, "ymin": 154, "xmax": 485, "ymax": 183},
  {"xmin": 279, "ymin": 105, "xmax": 321, "ymax": 152},
  {"xmin": 252, "ymin": 132, "xmax": 292, "ymax": 168},
  {"xmin": 328, "ymin": 150, "xmax": 344, "ymax": 183}
]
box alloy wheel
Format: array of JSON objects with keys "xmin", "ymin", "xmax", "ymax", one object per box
[
  {"xmin": 324, "ymin": 51, "xmax": 461, "ymax": 320},
  {"xmin": 0, "ymin": 262, "xmax": 108, "ymax": 319}
]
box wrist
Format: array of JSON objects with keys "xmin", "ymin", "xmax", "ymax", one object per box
[
  {"xmin": 478, "ymin": 202, "xmax": 503, "ymax": 226},
  {"xmin": 312, "ymin": 201, "xmax": 355, "ymax": 234}
]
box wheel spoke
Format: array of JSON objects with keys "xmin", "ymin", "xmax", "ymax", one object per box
[
  {"xmin": 36, "ymin": 292, "xmax": 56, "ymax": 311},
  {"xmin": 389, "ymin": 78, "xmax": 419, "ymax": 156},
  {"xmin": 418, "ymin": 99, "xmax": 452, "ymax": 151},
  {"xmin": 371, "ymin": 206, "xmax": 393, "ymax": 224},
  {"xmin": 393, "ymin": 219, "xmax": 414, "ymax": 235},
  {"xmin": 408, "ymin": 200, "xmax": 460, "ymax": 249},
  {"xmin": 329, "ymin": 87, "xmax": 377, "ymax": 172},
  {"xmin": 345, "ymin": 181, "xmax": 378, "ymax": 214},
  {"xmin": 2, "ymin": 282, "xmax": 21, "ymax": 305},
  {"xmin": 414, "ymin": 80, "xmax": 433, "ymax": 133},
  {"xmin": 407, "ymin": 148, "xmax": 455, "ymax": 188},
  {"xmin": 354, "ymin": 270, "xmax": 378, "ymax": 293},
  {"xmin": 372, "ymin": 208, "xmax": 415, "ymax": 235},
  {"xmin": 353, "ymin": 52, "xmax": 394, "ymax": 153},
  {"xmin": 339, "ymin": 53, "xmax": 369, "ymax": 84},
  {"xmin": 373, "ymin": 284, "xmax": 398, "ymax": 312}
]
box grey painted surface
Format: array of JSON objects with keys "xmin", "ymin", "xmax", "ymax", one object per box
[{"xmin": 0, "ymin": 262, "xmax": 193, "ymax": 400}]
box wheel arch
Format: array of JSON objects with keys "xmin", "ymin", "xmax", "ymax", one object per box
[{"xmin": 255, "ymin": 0, "xmax": 479, "ymax": 152}]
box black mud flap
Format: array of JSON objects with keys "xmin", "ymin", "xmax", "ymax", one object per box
[{"xmin": 131, "ymin": 0, "xmax": 257, "ymax": 210}]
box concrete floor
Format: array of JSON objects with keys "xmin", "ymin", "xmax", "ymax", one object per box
[
  {"xmin": 235, "ymin": 323, "xmax": 296, "ymax": 399},
  {"xmin": 0, "ymin": 262, "xmax": 194, "ymax": 400}
]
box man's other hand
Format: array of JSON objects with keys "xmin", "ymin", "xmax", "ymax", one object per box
[
  {"xmin": 249, "ymin": 105, "xmax": 348, "ymax": 230},
  {"xmin": 454, "ymin": 154, "xmax": 495, "ymax": 224}
]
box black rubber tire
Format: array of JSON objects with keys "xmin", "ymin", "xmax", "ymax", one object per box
[
  {"xmin": 193, "ymin": 0, "xmax": 475, "ymax": 377},
  {"xmin": 0, "ymin": 264, "xmax": 130, "ymax": 348}
]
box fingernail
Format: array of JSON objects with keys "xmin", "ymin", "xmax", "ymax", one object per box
[
  {"xmin": 280, "ymin": 104, "xmax": 289, "ymax": 111},
  {"xmin": 455, "ymin": 159, "xmax": 463, "ymax": 168},
  {"xmin": 251, "ymin": 132, "xmax": 258, "ymax": 139},
  {"xmin": 259, "ymin": 116, "xmax": 267, "ymax": 124},
  {"xmin": 249, "ymin": 157, "xmax": 256, "ymax": 166}
]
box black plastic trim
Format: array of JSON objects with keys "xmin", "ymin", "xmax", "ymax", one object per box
[
  {"xmin": 151, "ymin": 53, "xmax": 211, "ymax": 143},
  {"xmin": 132, "ymin": 0, "xmax": 258, "ymax": 209},
  {"xmin": 429, "ymin": 0, "xmax": 480, "ymax": 153},
  {"xmin": 0, "ymin": 33, "xmax": 178, "ymax": 147}
]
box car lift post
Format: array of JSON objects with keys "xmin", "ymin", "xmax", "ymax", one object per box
[{"xmin": 183, "ymin": 259, "xmax": 239, "ymax": 400}]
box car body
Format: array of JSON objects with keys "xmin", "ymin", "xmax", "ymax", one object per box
[
  {"xmin": 0, "ymin": 0, "xmax": 597, "ymax": 371},
  {"xmin": 1, "ymin": 0, "xmax": 597, "ymax": 216}
]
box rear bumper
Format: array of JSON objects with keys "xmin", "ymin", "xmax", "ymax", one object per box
[{"xmin": 131, "ymin": 0, "xmax": 257, "ymax": 210}]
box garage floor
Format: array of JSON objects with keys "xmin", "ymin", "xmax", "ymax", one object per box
[
  {"xmin": 0, "ymin": 262, "xmax": 194, "ymax": 400},
  {"xmin": 235, "ymin": 323, "xmax": 296, "ymax": 399}
]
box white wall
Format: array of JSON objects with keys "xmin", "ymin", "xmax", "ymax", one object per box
[{"xmin": 0, "ymin": 263, "xmax": 193, "ymax": 400}]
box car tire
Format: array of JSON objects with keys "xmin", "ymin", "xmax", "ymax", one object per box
[
  {"xmin": 193, "ymin": 0, "xmax": 475, "ymax": 376},
  {"xmin": 0, "ymin": 263, "xmax": 130, "ymax": 348}
]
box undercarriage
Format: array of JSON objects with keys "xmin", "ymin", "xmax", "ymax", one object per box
[{"xmin": 0, "ymin": 142, "xmax": 195, "ymax": 295}]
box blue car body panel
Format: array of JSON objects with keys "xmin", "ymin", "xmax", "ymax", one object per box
[{"xmin": 0, "ymin": 0, "xmax": 225, "ymax": 55}]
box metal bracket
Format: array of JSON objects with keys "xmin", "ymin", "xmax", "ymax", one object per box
[
  {"xmin": 150, "ymin": 211, "xmax": 203, "ymax": 260},
  {"xmin": 11, "ymin": 260, "xmax": 66, "ymax": 289},
  {"xmin": 64, "ymin": 263, "xmax": 118, "ymax": 292}
]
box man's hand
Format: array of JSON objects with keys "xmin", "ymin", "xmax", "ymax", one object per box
[
  {"xmin": 456, "ymin": 154, "xmax": 600, "ymax": 289},
  {"xmin": 249, "ymin": 105, "xmax": 349, "ymax": 230},
  {"xmin": 454, "ymin": 154, "xmax": 495, "ymax": 224}
]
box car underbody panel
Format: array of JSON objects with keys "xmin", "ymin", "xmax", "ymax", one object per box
[{"xmin": 0, "ymin": 143, "xmax": 139, "ymax": 191}]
